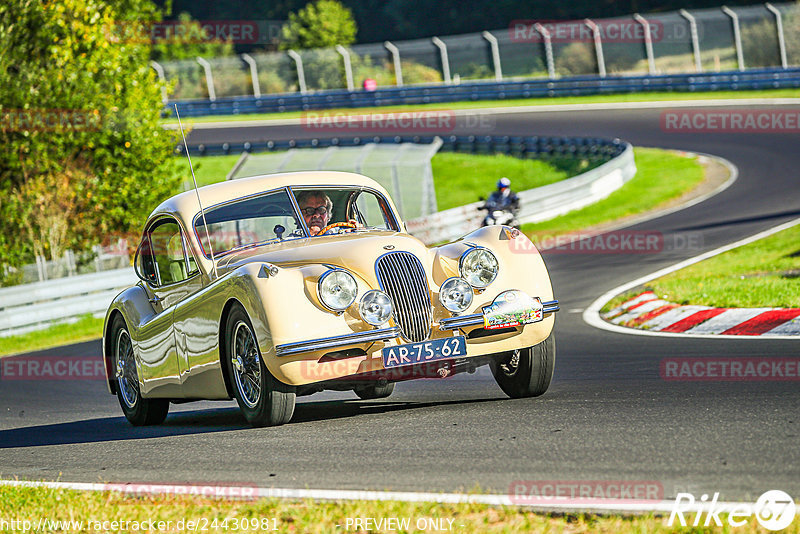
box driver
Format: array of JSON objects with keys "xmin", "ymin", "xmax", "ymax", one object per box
[{"xmin": 296, "ymin": 190, "xmax": 334, "ymax": 236}]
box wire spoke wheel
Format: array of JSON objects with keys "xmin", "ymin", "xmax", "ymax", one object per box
[
  {"xmin": 111, "ymin": 315, "xmax": 169, "ymax": 426},
  {"xmin": 232, "ymin": 321, "xmax": 262, "ymax": 408},
  {"xmin": 116, "ymin": 329, "xmax": 139, "ymax": 408}
]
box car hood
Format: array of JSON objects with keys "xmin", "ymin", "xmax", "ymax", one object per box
[{"xmin": 215, "ymin": 230, "xmax": 433, "ymax": 280}]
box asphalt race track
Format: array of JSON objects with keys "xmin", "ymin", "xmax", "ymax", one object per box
[{"xmin": 1, "ymin": 103, "xmax": 798, "ymax": 504}]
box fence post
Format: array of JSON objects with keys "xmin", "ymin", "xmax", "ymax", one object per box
[
  {"xmin": 633, "ymin": 14, "xmax": 656, "ymax": 75},
  {"xmin": 335, "ymin": 45, "xmax": 355, "ymax": 91},
  {"xmin": 287, "ymin": 50, "xmax": 308, "ymax": 94},
  {"xmin": 241, "ymin": 53, "xmax": 261, "ymax": 98},
  {"xmin": 765, "ymin": 3, "xmax": 788, "ymax": 69},
  {"xmin": 432, "ymin": 36, "xmax": 452, "ymax": 84},
  {"xmin": 481, "ymin": 31, "xmax": 503, "ymax": 81},
  {"xmin": 679, "ymin": 10, "xmax": 703, "ymax": 72},
  {"xmin": 584, "ymin": 19, "xmax": 607, "ymax": 77},
  {"xmin": 390, "ymin": 144, "xmax": 412, "ymax": 215},
  {"xmin": 534, "ymin": 23, "xmax": 556, "ymax": 79},
  {"xmin": 354, "ymin": 143, "xmax": 376, "ymax": 174},
  {"xmin": 196, "ymin": 57, "xmax": 217, "ymax": 101},
  {"xmin": 36, "ymin": 255, "xmax": 46, "ymax": 281},
  {"xmin": 722, "ymin": 6, "xmax": 745, "ymax": 70},
  {"xmin": 384, "ymin": 41, "xmax": 403, "ymax": 86},
  {"xmin": 149, "ymin": 61, "xmax": 169, "ymax": 104}
]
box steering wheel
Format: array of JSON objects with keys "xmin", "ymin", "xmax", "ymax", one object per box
[{"xmin": 319, "ymin": 220, "xmax": 358, "ymax": 235}]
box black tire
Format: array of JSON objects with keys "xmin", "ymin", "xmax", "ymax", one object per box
[
  {"xmin": 354, "ymin": 381, "xmax": 395, "ymax": 400},
  {"xmin": 111, "ymin": 315, "xmax": 169, "ymax": 426},
  {"xmin": 490, "ymin": 333, "xmax": 555, "ymax": 398},
  {"xmin": 225, "ymin": 305, "xmax": 295, "ymax": 427}
]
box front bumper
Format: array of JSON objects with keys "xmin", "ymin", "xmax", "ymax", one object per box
[
  {"xmin": 274, "ymin": 297, "xmax": 559, "ymax": 357},
  {"xmin": 439, "ymin": 299, "xmax": 559, "ymax": 331}
]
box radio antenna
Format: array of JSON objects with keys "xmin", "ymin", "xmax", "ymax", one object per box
[{"xmin": 175, "ymin": 104, "xmax": 217, "ymax": 279}]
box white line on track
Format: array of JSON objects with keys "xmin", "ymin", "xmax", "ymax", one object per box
[
  {"xmin": 583, "ymin": 216, "xmax": 800, "ymax": 340},
  {"xmin": 0, "ymin": 479, "xmax": 763, "ymax": 516},
  {"xmin": 163, "ymin": 97, "xmax": 800, "ymax": 129}
]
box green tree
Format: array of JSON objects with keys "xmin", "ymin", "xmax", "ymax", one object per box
[
  {"xmin": 0, "ymin": 0, "xmax": 181, "ymax": 281},
  {"xmin": 150, "ymin": 12, "xmax": 234, "ymax": 62},
  {"xmin": 279, "ymin": 0, "xmax": 357, "ymax": 51}
]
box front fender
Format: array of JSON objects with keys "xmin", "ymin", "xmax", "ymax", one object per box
[{"xmin": 102, "ymin": 284, "xmax": 155, "ymax": 395}]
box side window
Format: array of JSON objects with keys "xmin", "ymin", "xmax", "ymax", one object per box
[
  {"xmin": 149, "ymin": 219, "xmax": 189, "ymax": 286},
  {"xmin": 354, "ymin": 191, "xmax": 392, "ymax": 229}
]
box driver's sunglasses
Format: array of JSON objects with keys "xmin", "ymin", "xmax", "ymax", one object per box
[{"xmin": 301, "ymin": 206, "xmax": 329, "ymax": 216}]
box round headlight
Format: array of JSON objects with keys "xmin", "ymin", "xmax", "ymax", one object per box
[
  {"xmin": 459, "ymin": 247, "xmax": 499, "ymax": 288},
  {"xmin": 318, "ymin": 270, "xmax": 358, "ymax": 311},
  {"xmin": 439, "ymin": 277, "xmax": 473, "ymax": 313},
  {"xmin": 359, "ymin": 290, "xmax": 393, "ymax": 326}
]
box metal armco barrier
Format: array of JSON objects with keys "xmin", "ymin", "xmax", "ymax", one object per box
[
  {"xmin": 407, "ymin": 142, "xmax": 636, "ymax": 244},
  {"xmin": 0, "ymin": 268, "xmax": 136, "ymax": 338},
  {"xmin": 170, "ymin": 67, "xmax": 800, "ymax": 117}
]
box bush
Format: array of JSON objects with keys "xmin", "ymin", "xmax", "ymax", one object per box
[
  {"xmin": 741, "ymin": 18, "xmax": 781, "ymax": 68},
  {"xmin": 0, "ymin": 0, "xmax": 181, "ymax": 281},
  {"xmin": 556, "ymin": 42, "xmax": 597, "ymax": 75}
]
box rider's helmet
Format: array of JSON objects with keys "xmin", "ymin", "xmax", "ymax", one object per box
[{"xmin": 497, "ymin": 177, "xmax": 511, "ymax": 190}]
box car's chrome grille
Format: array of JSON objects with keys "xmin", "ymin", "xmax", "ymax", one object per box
[{"xmin": 375, "ymin": 252, "xmax": 432, "ymax": 343}]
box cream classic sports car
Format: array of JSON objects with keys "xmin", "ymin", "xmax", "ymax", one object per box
[{"xmin": 103, "ymin": 171, "xmax": 559, "ymax": 426}]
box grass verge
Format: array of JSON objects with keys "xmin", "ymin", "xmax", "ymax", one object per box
[
  {"xmin": 521, "ymin": 147, "xmax": 705, "ymax": 240},
  {"xmin": 0, "ymin": 315, "xmax": 104, "ymax": 358},
  {"xmin": 180, "ymin": 152, "xmax": 589, "ymax": 211},
  {"xmin": 604, "ymin": 223, "xmax": 800, "ymax": 311},
  {"xmin": 5, "ymin": 485, "xmax": 799, "ymax": 533},
  {"xmin": 164, "ymin": 88, "xmax": 800, "ymax": 125}
]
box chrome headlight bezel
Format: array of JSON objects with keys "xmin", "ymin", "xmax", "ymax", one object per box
[
  {"xmin": 459, "ymin": 247, "xmax": 499, "ymax": 288},
  {"xmin": 438, "ymin": 277, "xmax": 474, "ymax": 313},
  {"xmin": 317, "ymin": 269, "xmax": 358, "ymax": 312},
  {"xmin": 359, "ymin": 289, "xmax": 394, "ymax": 326}
]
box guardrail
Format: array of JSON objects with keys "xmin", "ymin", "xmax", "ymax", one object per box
[
  {"xmin": 170, "ymin": 67, "xmax": 800, "ymax": 117},
  {"xmin": 0, "ymin": 268, "xmax": 136, "ymax": 338},
  {"xmin": 407, "ymin": 142, "xmax": 636, "ymax": 244}
]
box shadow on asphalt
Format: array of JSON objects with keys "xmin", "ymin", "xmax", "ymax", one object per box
[
  {"xmin": 0, "ymin": 397, "xmax": 506, "ymax": 448},
  {"xmin": 672, "ymin": 208, "xmax": 800, "ymax": 232}
]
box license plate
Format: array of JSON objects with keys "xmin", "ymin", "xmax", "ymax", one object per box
[
  {"xmin": 382, "ymin": 336, "xmax": 467, "ymax": 369},
  {"xmin": 482, "ymin": 290, "xmax": 543, "ymax": 330}
]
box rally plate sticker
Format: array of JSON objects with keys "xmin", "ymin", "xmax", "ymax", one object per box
[{"xmin": 482, "ymin": 290, "xmax": 543, "ymax": 330}]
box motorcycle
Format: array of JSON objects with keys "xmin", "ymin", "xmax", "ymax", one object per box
[{"xmin": 478, "ymin": 197, "xmax": 520, "ymax": 228}]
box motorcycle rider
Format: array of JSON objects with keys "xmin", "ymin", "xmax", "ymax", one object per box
[{"xmin": 480, "ymin": 177, "xmax": 520, "ymax": 227}]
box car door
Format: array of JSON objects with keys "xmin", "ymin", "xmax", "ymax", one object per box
[{"xmin": 135, "ymin": 217, "xmax": 202, "ymax": 399}]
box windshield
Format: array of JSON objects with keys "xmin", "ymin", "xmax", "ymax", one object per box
[
  {"xmin": 292, "ymin": 187, "xmax": 398, "ymax": 237},
  {"xmin": 194, "ymin": 189, "xmax": 305, "ymax": 258},
  {"xmin": 193, "ymin": 186, "xmax": 398, "ymax": 258}
]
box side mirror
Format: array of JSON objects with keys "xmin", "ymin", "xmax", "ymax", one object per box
[{"xmin": 133, "ymin": 237, "xmax": 157, "ymax": 285}]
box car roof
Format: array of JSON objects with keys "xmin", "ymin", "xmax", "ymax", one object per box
[{"xmin": 149, "ymin": 170, "xmax": 396, "ymax": 223}]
